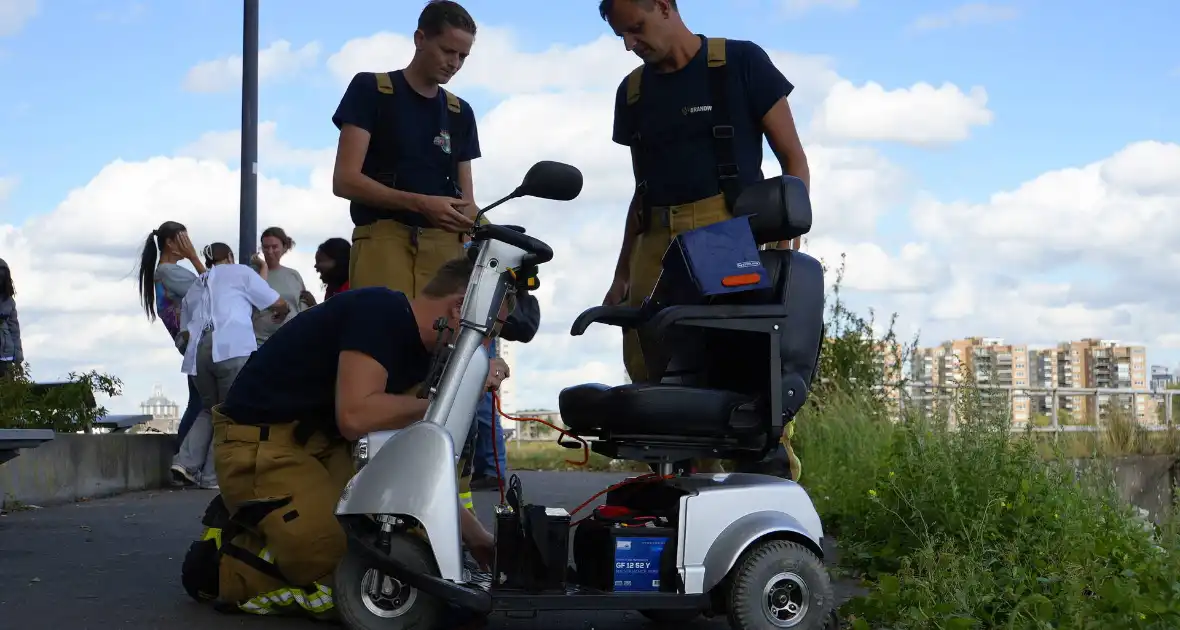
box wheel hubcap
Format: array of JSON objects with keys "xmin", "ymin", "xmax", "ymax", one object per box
[
  {"xmin": 360, "ymin": 569, "xmax": 417, "ymax": 618},
  {"xmin": 761, "ymin": 571, "xmax": 810, "ymax": 628}
]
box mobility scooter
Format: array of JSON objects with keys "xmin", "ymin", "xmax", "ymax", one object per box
[{"xmin": 334, "ymin": 160, "xmax": 833, "ymax": 629}]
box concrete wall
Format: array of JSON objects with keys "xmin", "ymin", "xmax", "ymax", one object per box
[
  {"xmin": 0, "ymin": 434, "xmax": 173, "ymax": 508},
  {"xmin": 1071, "ymin": 455, "xmax": 1179, "ymax": 524}
]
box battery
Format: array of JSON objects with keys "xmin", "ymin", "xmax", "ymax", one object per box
[
  {"xmin": 524, "ymin": 504, "xmax": 571, "ymax": 591},
  {"xmin": 493, "ymin": 504, "xmax": 526, "ymax": 589},
  {"xmin": 612, "ymin": 528, "xmax": 673, "ymax": 593},
  {"xmin": 573, "ymin": 512, "xmax": 678, "ymax": 593}
]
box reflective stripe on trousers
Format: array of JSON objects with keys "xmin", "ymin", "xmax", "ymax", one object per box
[{"xmin": 200, "ymin": 526, "xmax": 335, "ymax": 616}]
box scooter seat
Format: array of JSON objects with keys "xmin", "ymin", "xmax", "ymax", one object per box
[{"xmin": 559, "ymin": 383, "xmax": 761, "ymax": 438}]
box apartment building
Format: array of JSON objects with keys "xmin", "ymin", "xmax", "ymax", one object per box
[
  {"xmin": 496, "ymin": 340, "xmax": 518, "ymax": 414},
  {"xmin": 1074, "ymin": 339, "xmax": 1150, "ymax": 422},
  {"xmin": 1027, "ymin": 347, "xmax": 1059, "ymax": 418},
  {"xmin": 906, "ymin": 336, "xmax": 1035, "ymax": 425},
  {"xmin": 509, "ymin": 409, "xmax": 568, "ymax": 441},
  {"xmin": 910, "ymin": 337, "xmax": 1151, "ymax": 426},
  {"xmin": 1151, "ymin": 366, "xmax": 1175, "ymax": 392}
]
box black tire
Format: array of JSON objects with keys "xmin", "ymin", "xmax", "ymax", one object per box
[
  {"xmin": 727, "ymin": 540, "xmax": 833, "ymax": 630},
  {"xmin": 335, "ymin": 533, "xmax": 444, "ymax": 630},
  {"xmin": 639, "ymin": 608, "xmax": 702, "ymax": 625}
]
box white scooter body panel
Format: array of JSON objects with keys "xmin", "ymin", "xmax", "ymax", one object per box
[
  {"xmin": 670, "ymin": 473, "xmax": 824, "ymax": 594},
  {"xmin": 336, "ymin": 237, "xmax": 528, "ymax": 582}
]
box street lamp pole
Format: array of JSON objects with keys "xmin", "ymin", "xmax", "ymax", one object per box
[{"xmin": 239, "ymin": 0, "xmax": 259, "ymax": 261}]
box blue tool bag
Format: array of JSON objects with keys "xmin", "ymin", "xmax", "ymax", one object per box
[{"xmin": 645, "ymin": 216, "xmax": 770, "ymax": 313}]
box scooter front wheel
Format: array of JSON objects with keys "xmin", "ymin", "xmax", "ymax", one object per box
[{"xmin": 335, "ymin": 532, "xmax": 444, "ymax": 630}]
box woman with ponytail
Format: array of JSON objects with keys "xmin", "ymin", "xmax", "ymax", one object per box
[
  {"xmin": 135, "ymin": 221, "xmax": 206, "ymax": 452},
  {"xmin": 170, "ymin": 242, "xmax": 288, "ymax": 489}
]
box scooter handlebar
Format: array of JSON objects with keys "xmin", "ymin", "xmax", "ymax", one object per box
[{"xmin": 472, "ymin": 224, "xmax": 553, "ymax": 265}]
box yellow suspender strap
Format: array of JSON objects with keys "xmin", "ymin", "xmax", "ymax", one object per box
[
  {"xmin": 626, "ymin": 37, "xmax": 723, "ymax": 105},
  {"xmin": 375, "ymin": 72, "xmax": 394, "ymax": 94},
  {"xmin": 374, "ymin": 72, "xmax": 459, "ymax": 114},
  {"xmin": 625, "ymin": 66, "xmax": 643, "ymax": 105},
  {"xmin": 443, "ymin": 89, "xmax": 461, "ymax": 113},
  {"xmin": 707, "ymin": 37, "xmax": 727, "ymax": 67}
]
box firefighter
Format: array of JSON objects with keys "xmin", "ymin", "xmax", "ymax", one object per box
[
  {"xmin": 180, "ymin": 258, "xmax": 507, "ymax": 619},
  {"xmin": 331, "ymin": 0, "xmax": 484, "ymax": 512},
  {"xmin": 598, "ymin": 0, "xmax": 811, "ymax": 480}
]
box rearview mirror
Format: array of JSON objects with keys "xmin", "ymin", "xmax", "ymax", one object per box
[{"xmin": 517, "ymin": 161, "xmax": 583, "ymax": 202}]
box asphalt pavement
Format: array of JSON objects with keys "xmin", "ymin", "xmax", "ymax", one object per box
[{"xmin": 0, "ymin": 471, "xmax": 859, "ymax": 629}]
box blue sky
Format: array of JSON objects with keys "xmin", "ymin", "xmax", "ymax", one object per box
[{"xmin": 2, "ymin": 0, "xmax": 1179, "ymax": 412}]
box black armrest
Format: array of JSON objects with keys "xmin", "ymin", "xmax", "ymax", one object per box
[
  {"xmin": 649, "ymin": 304, "xmax": 787, "ymax": 334},
  {"xmin": 570, "ymin": 306, "xmax": 646, "ymax": 336}
]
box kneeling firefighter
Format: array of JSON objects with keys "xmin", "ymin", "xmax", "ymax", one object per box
[
  {"xmin": 180, "ymin": 257, "xmax": 537, "ymax": 619},
  {"xmin": 597, "ymin": 0, "xmax": 811, "ymax": 480}
]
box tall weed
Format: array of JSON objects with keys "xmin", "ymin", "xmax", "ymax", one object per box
[{"xmin": 798, "ymin": 260, "xmax": 1180, "ymax": 628}]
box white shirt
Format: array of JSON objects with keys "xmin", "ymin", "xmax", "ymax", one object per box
[{"xmin": 180, "ymin": 264, "xmax": 280, "ymax": 375}]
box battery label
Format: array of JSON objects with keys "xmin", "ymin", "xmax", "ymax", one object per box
[{"xmin": 613, "ymin": 536, "xmax": 667, "ymax": 592}]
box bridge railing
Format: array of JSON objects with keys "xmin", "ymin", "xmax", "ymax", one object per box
[{"xmin": 872, "ymin": 383, "xmax": 1177, "ymax": 433}]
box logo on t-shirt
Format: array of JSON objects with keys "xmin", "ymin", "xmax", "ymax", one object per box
[
  {"xmin": 434, "ymin": 130, "xmax": 452, "ymax": 155},
  {"xmin": 682, "ymin": 105, "xmax": 712, "ymax": 116}
]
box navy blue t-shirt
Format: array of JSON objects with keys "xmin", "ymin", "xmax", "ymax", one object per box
[
  {"xmin": 612, "ymin": 36, "xmax": 794, "ymax": 207},
  {"xmin": 332, "ymin": 70, "xmax": 482, "ymax": 228},
  {"xmin": 220, "ymin": 287, "xmax": 430, "ymax": 437}
]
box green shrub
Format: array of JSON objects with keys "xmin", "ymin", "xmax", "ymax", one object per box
[
  {"xmin": 0, "ymin": 361, "xmax": 123, "ymax": 432},
  {"xmin": 795, "ymin": 259, "xmax": 1180, "ymax": 629}
]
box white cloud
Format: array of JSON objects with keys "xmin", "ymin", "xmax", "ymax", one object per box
[
  {"xmin": 327, "ymin": 27, "xmax": 848, "ymax": 110},
  {"xmin": 183, "ymin": 40, "xmax": 322, "ymax": 93},
  {"xmin": 811, "ymin": 80, "xmax": 994, "ymax": 146},
  {"xmin": 910, "ymin": 140, "xmax": 1180, "ymax": 271},
  {"xmin": 0, "ymin": 0, "xmax": 37, "ymax": 37},
  {"xmin": 763, "ymin": 146, "xmax": 910, "ymax": 238},
  {"xmin": 176, "ymin": 121, "xmax": 335, "ymax": 171},
  {"xmin": 327, "ymin": 27, "xmax": 637, "ymax": 96},
  {"xmin": 866, "ymin": 139, "xmax": 1180, "ymax": 355},
  {"xmin": 767, "ymin": 51, "xmax": 844, "ymax": 115},
  {"xmin": 806, "ymin": 238, "xmax": 948, "ymax": 294},
  {"xmin": 910, "ymin": 3, "xmax": 1020, "ymax": 31}
]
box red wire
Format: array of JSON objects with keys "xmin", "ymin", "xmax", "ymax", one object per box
[
  {"xmin": 488, "ymin": 391, "xmax": 674, "ymax": 526},
  {"xmin": 490, "ymin": 391, "xmax": 591, "ymax": 505}
]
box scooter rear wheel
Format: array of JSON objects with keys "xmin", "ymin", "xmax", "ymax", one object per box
[
  {"xmin": 726, "ymin": 539, "xmax": 833, "ymax": 630},
  {"xmin": 336, "ymin": 532, "xmax": 443, "ymax": 630}
]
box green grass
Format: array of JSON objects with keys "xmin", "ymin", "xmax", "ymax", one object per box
[
  {"xmin": 505, "ymin": 440, "xmax": 648, "ymax": 473},
  {"xmin": 797, "ymin": 386, "xmax": 1180, "ymax": 629}
]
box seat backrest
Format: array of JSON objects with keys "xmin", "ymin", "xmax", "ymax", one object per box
[
  {"xmin": 631, "ymin": 173, "xmax": 823, "ymax": 449},
  {"xmin": 640, "ymin": 247, "xmax": 825, "ymax": 424}
]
